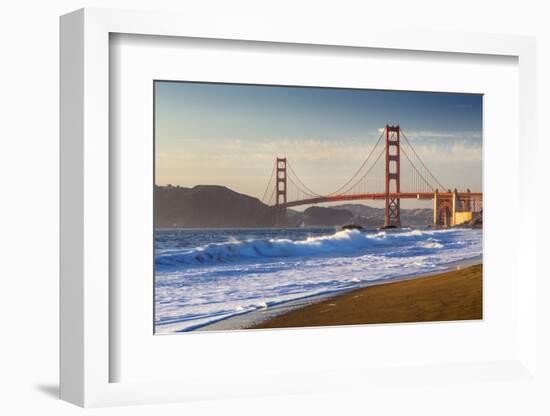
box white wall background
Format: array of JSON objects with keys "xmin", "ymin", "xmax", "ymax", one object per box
[{"xmin": 0, "ymin": 1, "xmax": 548, "ymax": 415}]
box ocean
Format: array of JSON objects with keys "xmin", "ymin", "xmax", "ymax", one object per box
[{"xmin": 154, "ymin": 227, "xmax": 482, "ymax": 333}]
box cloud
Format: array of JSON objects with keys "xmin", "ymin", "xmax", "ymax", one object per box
[
  {"xmin": 401, "ymin": 130, "xmax": 482, "ymax": 143},
  {"xmin": 159, "ymin": 133, "xmax": 481, "ymax": 165},
  {"xmin": 156, "ymin": 134, "xmax": 481, "ymax": 198},
  {"xmin": 406, "ymin": 142, "xmax": 482, "ymax": 162},
  {"xmin": 376, "ymin": 128, "xmax": 482, "ymax": 145}
]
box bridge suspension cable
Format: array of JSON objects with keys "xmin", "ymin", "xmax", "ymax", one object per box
[
  {"xmin": 266, "ymin": 186, "xmax": 276, "ymax": 206},
  {"xmin": 287, "ymin": 161, "xmax": 321, "ymax": 197},
  {"xmin": 328, "ymin": 129, "xmax": 386, "ymax": 196},
  {"xmin": 340, "ymin": 142, "xmax": 386, "ymax": 195},
  {"xmin": 287, "ymin": 175, "xmax": 318, "ymax": 200},
  {"xmin": 400, "ymin": 145, "xmax": 436, "ymax": 192},
  {"xmin": 260, "ymin": 163, "xmax": 276, "ymax": 204},
  {"xmin": 400, "ymin": 130, "xmax": 447, "ymax": 191}
]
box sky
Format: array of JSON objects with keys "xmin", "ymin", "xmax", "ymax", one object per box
[{"xmin": 155, "ymin": 81, "xmax": 482, "ymax": 209}]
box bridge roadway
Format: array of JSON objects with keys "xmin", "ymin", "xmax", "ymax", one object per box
[{"xmin": 272, "ymin": 192, "xmax": 483, "ymax": 209}]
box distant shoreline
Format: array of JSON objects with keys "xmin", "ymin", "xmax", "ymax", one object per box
[
  {"xmin": 155, "ymin": 225, "xmax": 478, "ymax": 231},
  {"xmin": 155, "ymin": 184, "xmax": 435, "ymax": 229}
]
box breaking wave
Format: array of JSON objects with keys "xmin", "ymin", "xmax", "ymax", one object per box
[{"xmin": 156, "ymin": 228, "xmax": 449, "ymax": 268}]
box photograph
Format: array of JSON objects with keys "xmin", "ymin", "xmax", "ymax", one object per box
[
  {"xmin": 7, "ymin": 1, "xmax": 540, "ymax": 412},
  {"xmin": 153, "ymin": 81, "xmax": 483, "ymax": 334}
]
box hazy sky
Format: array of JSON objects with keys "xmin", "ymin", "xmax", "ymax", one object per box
[{"xmin": 155, "ymin": 81, "xmax": 482, "ymax": 209}]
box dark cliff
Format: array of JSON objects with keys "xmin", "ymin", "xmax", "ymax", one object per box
[{"xmin": 155, "ymin": 185, "xmax": 275, "ymax": 228}]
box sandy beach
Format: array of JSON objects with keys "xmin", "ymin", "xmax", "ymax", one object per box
[{"xmin": 248, "ymin": 264, "xmax": 482, "ymax": 330}]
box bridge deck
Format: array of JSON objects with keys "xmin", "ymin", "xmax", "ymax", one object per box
[{"xmin": 272, "ymin": 192, "xmax": 483, "ymax": 209}]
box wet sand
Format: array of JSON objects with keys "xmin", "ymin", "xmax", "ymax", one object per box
[{"xmin": 249, "ymin": 264, "xmax": 482, "ymax": 329}]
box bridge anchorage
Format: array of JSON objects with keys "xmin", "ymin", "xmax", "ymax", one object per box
[{"xmin": 261, "ymin": 125, "xmax": 482, "ymax": 228}]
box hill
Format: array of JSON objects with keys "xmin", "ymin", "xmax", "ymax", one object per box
[
  {"xmin": 288, "ymin": 203, "xmax": 433, "ymax": 227},
  {"xmin": 302, "ymin": 206, "xmax": 353, "ymax": 226},
  {"xmin": 155, "ymin": 185, "xmax": 275, "ymax": 228},
  {"xmin": 331, "ymin": 203, "xmax": 433, "ymax": 227},
  {"xmin": 155, "ymin": 186, "xmax": 434, "ymax": 228}
]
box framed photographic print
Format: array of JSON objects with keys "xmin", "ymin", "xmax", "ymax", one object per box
[
  {"xmin": 153, "ymin": 81, "xmax": 484, "ymax": 334},
  {"xmin": 60, "ymin": 8, "xmax": 539, "ymax": 408}
]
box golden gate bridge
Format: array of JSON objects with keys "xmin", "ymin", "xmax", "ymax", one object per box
[{"xmin": 260, "ymin": 125, "xmax": 482, "ymax": 227}]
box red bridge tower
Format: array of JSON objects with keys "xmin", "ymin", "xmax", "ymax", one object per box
[
  {"xmin": 385, "ymin": 125, "xmax": 401, "ymax": 227},
  {"xmin": 275, "ymin": 157, "xmax": 288, "ymax": 226}
]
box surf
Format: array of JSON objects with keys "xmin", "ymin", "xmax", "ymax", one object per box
[{"xmin": 155, "ymin": 228, "xmax": 453, "ymax": 268}]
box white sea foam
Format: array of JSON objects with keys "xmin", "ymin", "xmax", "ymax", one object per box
[
  {"xmin": 156, "ymin": 229, "xmax": 448, "ymax": 268},
  {"xmin": 155, "ymin": 227, "xmax": 482, "ymax": 333}
]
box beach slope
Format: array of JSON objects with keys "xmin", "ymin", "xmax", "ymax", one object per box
[{"xmin": 250, "ymin": 264, "xmax": 482, "ymax": 329}]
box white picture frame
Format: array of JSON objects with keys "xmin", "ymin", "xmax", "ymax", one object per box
[{"xmin": 60, "ymin": 8, "xmax": 538, "ymax": 407}]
